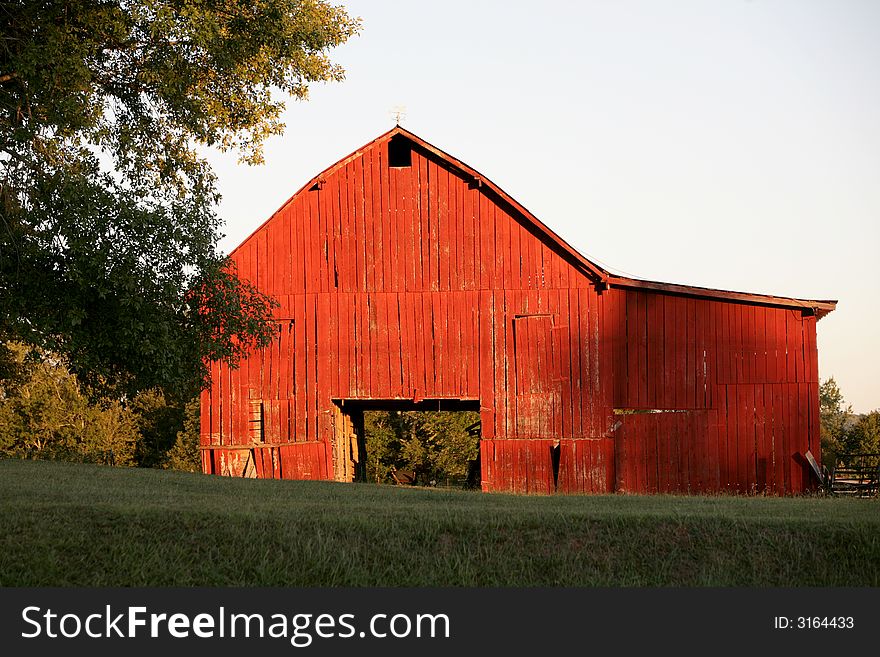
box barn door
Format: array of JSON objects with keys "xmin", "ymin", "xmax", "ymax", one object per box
[
  {"xmin": 513, "ymin": 315, "xmax": 562, "ymax": 438},
  {"xmin": 331, "ymin": 404, "xmax": 365, "ymax": 482}
]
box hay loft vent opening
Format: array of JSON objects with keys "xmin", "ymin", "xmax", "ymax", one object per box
[{"xmin": 388, "ymin": 134, "xmax": 412, "ymax": 168}]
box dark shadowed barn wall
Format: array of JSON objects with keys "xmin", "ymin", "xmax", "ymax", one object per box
[{"xmin": 200, "ymin": 128, "xmax": 830, "ymax": 495}]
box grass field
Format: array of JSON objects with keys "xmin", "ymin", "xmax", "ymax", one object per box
[{"xmin": 1, "ymin": 459, "xmax": 878, "ymax": 586}]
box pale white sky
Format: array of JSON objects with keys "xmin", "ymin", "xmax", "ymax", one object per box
[{"xmin": 207, "ymin": 0, "xmax": 880, "ymax": 413}]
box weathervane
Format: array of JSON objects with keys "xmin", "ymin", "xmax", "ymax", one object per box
[{"xmin": 390, "ymin": 105, "xmax": 407, "ymax": 126}]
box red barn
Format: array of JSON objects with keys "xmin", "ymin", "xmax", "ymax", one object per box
[{"xmin": 200, "ymin": 127, "xmax": 836, "ymax": 494}]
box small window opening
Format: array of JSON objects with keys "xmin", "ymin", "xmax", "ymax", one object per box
[{"xmin": 388, "ymin": 134, "xmax": 412, "ymax": 168}]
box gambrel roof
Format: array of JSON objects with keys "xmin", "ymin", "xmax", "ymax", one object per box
[{"xmin": 232, "ymin": 126, "xmax": 837, "ymax": 319}]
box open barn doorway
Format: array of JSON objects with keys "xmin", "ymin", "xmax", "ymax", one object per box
[{"xmin": 331, "ymin": 400, "xmax": 481, "ymax": 489}]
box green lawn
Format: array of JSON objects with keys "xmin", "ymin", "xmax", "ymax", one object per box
[{"xmin": 1, "ymin": 459, "xmax": 877, "ymax": 586}]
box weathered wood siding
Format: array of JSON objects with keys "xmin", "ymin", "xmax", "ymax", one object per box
[
  {"xmin": 611, "ymin": 293, "xmax": 819, "ymax": 494},
  {"xmin": 201, "ymin": 129, "xmax": 823, "ymax": 494}
]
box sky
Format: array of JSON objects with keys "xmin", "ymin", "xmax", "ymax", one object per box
[{"xmin": 205, "ymin": 0, "xmax": 880, "ymax": 413}]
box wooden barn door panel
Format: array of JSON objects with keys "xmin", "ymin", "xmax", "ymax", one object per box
[
  {"xmin": 330, "ymin": 404, "xmax": 365, "ymax": 482},
  {"xmin": 514, "ymin": 315, "xmax": 561, "ymax": 439}
]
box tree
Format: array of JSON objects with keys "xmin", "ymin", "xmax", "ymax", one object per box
[
  {"xmin": 1, "ymin": 340, "xmax": 203, "ymax": 469},
  {"xmin": 844, "ymin": 411, "xmax": 880, "ymax": 456},
  {"xmin": 819, "ymin": 377, "xmax": 852, "ymax": 467},
  {"xmin": 1, "ymin": 1, "xmax": 359, "ymax": 397},
  {"xmin": 0, "ymin": 343, "xmax": 139, "ymax": 464},
  {"xmin": 363, "ymin": 411, "xmax": 399, "ymax": 484},
  {"xmin": 363, "ymin": 411, "xmax": 481, "ymax": 486},
  {"xmin": 129, "ymin": 387, "xmax": 186, "ymax": 468},
  {"xmin": 164, "ymin": 396, "xmax": 202, "ymax": 472}
]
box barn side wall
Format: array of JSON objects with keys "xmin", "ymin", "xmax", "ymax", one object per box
[
  {"xmin": 611, "ymin": 291, "xmax": 820, "ymax": 494},
  {"xmin": 200, "ymin": 136, "xmax": 821, "ymax": 495}
]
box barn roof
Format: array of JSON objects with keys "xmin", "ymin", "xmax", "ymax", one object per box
[{"xmin": 233, "ymin": 126, "xmax": 837, "ymax": 319}]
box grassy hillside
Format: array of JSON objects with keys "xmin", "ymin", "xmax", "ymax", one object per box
[{"xmin": 1, "ymin": 459, "xmax": 878, "ymax": 586}]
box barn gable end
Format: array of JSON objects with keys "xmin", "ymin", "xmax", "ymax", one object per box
[
  {"xmin": 201, "ymin": 127, "xmax": 836, "ymax": 495},
  {"xmin": 228, "ymin": 127, "xmax": 604, "ymax": 298}
]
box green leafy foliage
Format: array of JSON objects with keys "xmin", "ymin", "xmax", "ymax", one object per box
[
  {"xmin": 164, "ymin": 397, "xmax": 202, "ymax": 473},
  {"xmin": 0, "ymin": 341, "xmax": 201, "ymax": 469},
  {"xmin": 819, "ymin": 377, "xmax": 879, "ymax": 465},
  {"xmin": 130, "ymin": 388, "xmax": 186, "ymax": 468},
  {"xmin": 0, "ymin": 1, "xmax": 359, "ymax": 397},
  {"xmin": 363, "ymin": 411, "xmax": 481, "ymax": 487},
  {"xmin": 132, "ymin": 389, "xmax": 201, "ymax": 471},
  {"xmin": 819, "ymin": 377, "xmax": 852, "ymax": 467},
  {"xmin": 844, "ymin": 411, "xmax": 880, "ymax": 456},
  {"xmin": 0, "ymin": 343, "xmax": 138, "ymax": 464}
]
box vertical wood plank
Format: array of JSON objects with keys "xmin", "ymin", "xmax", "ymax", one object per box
[
  {"xmin": 725, "ymin": 385, "xmax": 737, "ymax": 491},
  {"xmin": 479, "ymin": 290, "xmax": 495, "ymax": 438},
  {"xmin": 369, "ymin": 147, "xmax": 384, "ymax": 292},
  {"xmin": 646, "ymin": 294, "xmax": 663, "ymax": 410},
  {"xmin": 794, "ymin": 381, "xmax": 807, "ymax": 492},
  {"xmin": 437, "ymin": 164, "xmax": 449, "ymax": 292},
  {"xmin": 418, "ymin": 151, "xmax": 430, "ymax": 294},
  {"xmin": 422, "ymin": 293, "xmax": 435, "ymax": 397},
  {"xmin": 355, "ymin": 157, "xmax": 368, "ymax": 293},
  {"xmin": 510, "ymin": 220, "xmax": 522, "ymax": 290},
  {"xmin": 754, "ymin": 384, "xmax": 765, "ymax": 492},
  {"xmin": 591, "ymin": 287, "xmax": 602, "ymax": 435},
  {"xmin": 625, "ymin": 291, "xmax": 638, "ymax": 408},
  {"xmin": 662, "ymin": 295, "xmax": 676, "ymax": 409},
  {"xmin": 805, "ymin": 315, "xmax": 818, "ymax": 383},
  {"xmin": 809, "ymin": 380, "xmax": 820, "ymax": 461},
  {"xmin": 674, "ymin": 296, "xmax": 688, "ymax": 408},
  {"xmin": 504, "ymin": 290, "xmax": 516, "ymax": 437},
  {"xmin": 361, "ymin": 144, "xmax": 374, "ymax": 293},
  {"xmin": 686, "ymin": 298, "xmax": 696, "ymax": 408},
  {"xmin": 379, "ymin": 141, "xmax": 393, "ymax": 294},
  {"xmin": 707, "ymin": 407, "xmax": 720, "ymax": 491},
  {"xmin": 317, "ymin": 293, "xmax": 331, "ymax": 449},
  {"xmin": 578, "ymin": 288, "xmax": 592, "ymax": 437},
  {"xmin": 317, "ymin": 180, "xmax": 329, "ymax": 294}
]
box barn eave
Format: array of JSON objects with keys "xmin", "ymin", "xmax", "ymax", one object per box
[{"xmin": 608, "ymin": 275, "xmax": 838, "ymax": 319}]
